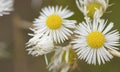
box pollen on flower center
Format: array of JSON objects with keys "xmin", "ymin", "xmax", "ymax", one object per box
[
  {"xmin": 87, "ymin": 3, "xmax": 103, "ymax": 17},
  {"xmin": 46, "ymin": 14, "xmax": 62, "ymax": 29},
  {"xmin": 87, "ymin": 31, "xmax": 105, "ymax": 48}
]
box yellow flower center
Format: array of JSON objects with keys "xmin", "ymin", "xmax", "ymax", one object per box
[
  {"xmin": 46, "ymin": 14, "xmax": 62, "ymax": 30},
  {"xmin": 87, "ymin": 3, "xmax": 103, "ymax": 18},
  {"xmin": 87, "ymin": 31, "xmax": 105, "ymax": 48}
]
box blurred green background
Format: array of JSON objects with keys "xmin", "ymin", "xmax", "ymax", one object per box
[{"xmin": 0, "ymin": 0, "xmax": 120, "ymax": 72}]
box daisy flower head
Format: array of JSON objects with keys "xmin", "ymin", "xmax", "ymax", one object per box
[
  {"xmin": 33, "ymin": 6, "xmax": 76, "ymax": 44},
  {"xmin": 48, "ymin": 45, "xmax": 76, "ymax": 72},
  {"xmin": 49, "ymin": 62, "xmax": 70, "ymax": 72},
  {"xmin": 0, "ymin": 0, "xmax": 14, "ymax": 16},
  {"xmin": 72, "ymin": 17, "xmax": 120, "ymax": 65},
  {"xmin": 26, "ymin": 34, "xmax": 54, "ymax": 56},
  {"xmin": 76, "ymin": 0, "xmax": 109, "ymax": 18}
]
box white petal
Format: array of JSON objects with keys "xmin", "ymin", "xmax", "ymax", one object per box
[{"xmin": 103, "ymin": 22, "xmax": 114, "ymax": 34}]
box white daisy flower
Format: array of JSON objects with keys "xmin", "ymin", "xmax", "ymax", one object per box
[
  {"xmin": 26, "ymin": 34, "xmax": 54, "ymax": 56},
  {"xmin": 49, "ymin": 62, "xmax": 70, "ymax": 72},
  {"xmin": 48, "ymin": 45, "xmax": 76, "ymax": 72},
  {"xmin": 0, "ymin": 0, "xmax": 14, "ymax": 16},
  {"xmin": 72, "ymin": 17, "xmax": 120, "ymax": 65},
  {"xmin": 76, "ymin": 0, "xmax": 109, "ymax": 17},
  {"xmin": 33, "ymin": 6, "xmax": 76, "ymax": 43}
]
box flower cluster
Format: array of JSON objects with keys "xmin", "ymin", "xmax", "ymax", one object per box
[
  {"xmin": 26, "ymin": 0, "xmax": 120, "ymax": 72},
  {"xmin": 0, "ymin": 0, "xmax": 14, "ymax": 16}
]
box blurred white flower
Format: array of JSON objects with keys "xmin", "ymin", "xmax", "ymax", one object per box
[
  {"xmin": 0, "ymin": 0, "xmax": 14, "ymax": 16},
  {"xmin": 26, "ymin": 34, "xmax": 54, "ymax": 56},
  {"xmin": 72, "ymin": 17, "xmax": 120, "ymax": 65},
  {"xmin": 76, "ymin": 0, "xmax": 109, "ymax": 18},
  {"xmin": 33, "ymin": 6, "xmax": 76, "ymax": 43}
]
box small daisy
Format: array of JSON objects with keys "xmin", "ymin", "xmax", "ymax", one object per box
[
  {"xmin": 48, "ymin": 45, "xmax": 76, "ymax": 72},
  {"xmin": 76, "ymin": 0, "xmax": 109, "ymax": 18},
  {"xmin": 72, "ymin": 17, "xmax": 120, "ymax": 65},
  {"xmin": 0, "ymin": 0, "xmax": 14, "ymax": 16},
  {"xmin": 33, "ymin": 6, "xmax": 76, "ymax": 43},
  {"xmin": 26, "ymin": 34, "xmax": 54, "ymax": 56},
  {"xmin": 49, "ymin": 62, "xmax": 70, "ymax": 72}
]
